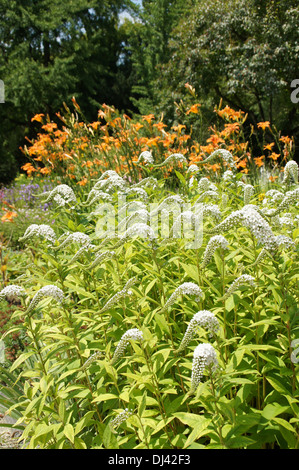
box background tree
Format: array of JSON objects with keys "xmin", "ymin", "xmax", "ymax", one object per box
[
  {"xmin": 126, "ymin": 0, "xmax": 190, "ymax": 115},
  {"xmin": 0, "ymin": 0, "xmax": 133, "ymax": 183},
  {"xmin": 153, "ymin": 0, "xmax": 299, "ymax": 157}
]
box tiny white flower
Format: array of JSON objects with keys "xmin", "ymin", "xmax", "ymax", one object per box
[
  {"xmin": 110, "ymin": 409, "xmax": 133, "ymax": 430},
  {"xmin": 111, "ymin": 328, "xmax": 143, "ymax": 363},
  {"xmin": 0, "ymin": 285, "xmax": 26, "ymax": 301},
  {"xmin": 27, "ymin": 285, "xmax": 64, "ymax": 313},
  {"xmin": 283, "ymin": 160, "xmax": 298, "ymax": 184},
  {"xmin": 223, "ymin": 274, "xmax": 255, "ymax": 300},
  {"xmin": 201, "ymin": 235, "xmax": 229, "ymax": 267},
  {"xmin": 43, "ymin": 184, "xmax": 76, "ymax": 206},
  {"xmin": 190, "ymin": 343, "xmax": 218, "ymax": 393},
  {"xmin": 137, "ymin": 150, "xmax": 154, "ymax": 164},
  {"xmin": 177, "ymin": 311, "xmax": 219, "ymax": 352},
  {"xmin": 162, "ymin": 282, "xmax": 203, "ymax": 311},
  {"xmin": 19, "ymin": 224, "xmax": 56, "ymax": 244},
  {"xmin": 99, "ymin": 277, "xmax": 137, "ymax": 314}
]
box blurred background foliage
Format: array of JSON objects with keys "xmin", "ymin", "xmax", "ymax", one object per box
[{"xmin": 0, "ymin": 0, "xmax": 298, "ymax": 184}]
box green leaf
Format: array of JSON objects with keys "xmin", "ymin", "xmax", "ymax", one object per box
[
  {"xmin": 174, "ymin": 170, "xmax": 186, "ymax": 186},
  {"xmin": 154, "ymin": 312, "xmax": 170, "ymax": 335},
  {"xmin": 63, "ymin": 423, "xmax": 75, "ymax": 444},
  {"xmin": 261, "ymin": 403, "xmax": 290, "ymax": 420},
  {"xmin": 179, "ymin": 263, "xmax": 199, "ymax": 283},
  {"xmin": 266, "ymin": 375, "xmax": 292, "ymax": 395},
  {"xmin": 173, "ymin": 412, "xmax": 205, "ymax": 428},
  {"xmin": 92, "ymin": 393, "xmax": 119, "ymax": 403},
  {"xmin": 138, "ymin": 391, "xmax": 147, "ymax": 417},
  {"xmin": 184, "ymin": 417, "xmax": 211, "ymax": 448},
  {"xmin": 10, "ymin": 351, "xmax": 36, "ymax": 371}
]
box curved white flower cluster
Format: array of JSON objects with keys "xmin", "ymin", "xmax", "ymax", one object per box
[
  {"xmin": 177, "ymin": 310, "xmax": 219, "ymax": 352},
  {"xmin": 69, "ymin": 243, "xmax": 95, "ymax": 264},
  {"xmin": 111, "ymin": 328, "xmax": 143, "ymax": 363},
  {"xmin": 19, "ymin": 224, "xmax": 56, "ymax": 244},
  {"xmin": 283, "ymin": 160, "xmax": 298, "ymax": 184},
  {"xmin": 119, "ymin": 200, "xmax": 146, "ymax": 217},
  {"xmin": 132, "ymin": 176, "xmax": 157, "ymax": 189},
  {"xmin": 114, "ymin": 223, "xmax": 156, "ymax": 248},
  {"xmin": 222, "ymin": 170, "xmax": 236, "ymax": 184},
  {"xmin": 159, "ymin": 153, "xmax": 187, "ymax": 167},
  {"xmin": 222, "ymin": 274, "xmax": 255, "ymax": 300},
  {"xmin": 43, "ymin": 184, "xmax": 76, "ymax": 207},
  {"xmin": 118, "ymin": 209, "xmax": 149, "ymax": 234},
  {"xmin": 210, "ymin": 205, "xmax": 293, "ymax": 252},
  {"xmin": 201, "ymin": 235, "xmax": 229, "ymax": 267},
  {"xmin": 262, "ymin": 189, "xmax": 284, "ymax": 206},
  {"xmin": 81, "ymin": 351, "xmax": 103, "ymax": 370},
  {"xmin": 152, "ymin": 195, "xmax": 185, "ymax": 215},
  {"xmin": 99, "ymin": 277, "xmax": 137, "ymax": 314},
  {"xmin": 162, "ymin": 282, "xmax": 203, "ymax": 311},
  {"xmin": 190, "ymin": 343, "xmax": 218, "ymax": 393},
  {"xmin": 27, "ymin": 285, "xmax": 64, "ymax": 313},
  {"xmin": 137, "ymin": 150, "xmax": 154, "ymax": 164},
  {"xmin": 93, "ymin": 173, "xmax": 127, "ymax": 193},
  {"xmin": 170, "ymin": 211, "xmax": 202, "ymax": 239},
  {"xmin": 269, "ymin": 187, "xmax": 299, "ymax": 216},
  {"xmin": 193, "ymin": 203, "xmax": 222, "ymax": 221},
  {"xmin": 96, "ymin": 170, "xmax": 120, "ymax": 182},
  {"xmin": 242, "ymin": 184, "xmax": 255, "ymax": 205},
  {"xmin": 196, "ymin": 190, "xmax": 219, "ymax": 203},
  {"xmin": 55, "ymin": 232, "xmax": 92, "ymax": 250},
  {"xmin": 110, "ymin": 409, "xmax": 133, "ymax": 430},
  {"xmin": 124, "ymin": 187, "xmax": 149, "ymax": 201},
  {"xmin": 200, "ymin": 149, "xmax": 236, "ymax": 168},
  {"xmin": 198, "ymin": 177, "xmax": 211, "ymax": 192},
  {"xmin": 187, "ymin": 164, "xmax": 200, "ymax": 174},
  {"xmin": 90, "ymin": 250, "xmax": 116, "ymax": 269},
  {"xmin": 85, "ymin": 189, "xmax": 113, "ymax": 206},
  {"xmin": 0, "ymin": 285, "xmax": 26, "ymax": 301}
]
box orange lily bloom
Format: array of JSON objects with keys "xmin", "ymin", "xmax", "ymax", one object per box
[{"xmin": 257, "ymin": 121, "xmax": 271, "ymax": 131}]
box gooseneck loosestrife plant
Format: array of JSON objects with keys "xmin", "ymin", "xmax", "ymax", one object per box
[{"xmin": 0, "ymin": 150, "xmax": 298, "ymax": 450}]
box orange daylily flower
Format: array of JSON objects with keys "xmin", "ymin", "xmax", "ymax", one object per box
[
  {"xmin": 134, "ymin": 122, "xmax": 144, "ymax": 132},
  {"xmin": 153, "ymin": 121, "xmax": 167, "ymax": 131},
  {"xmin": 1, "ymin": 211, "xmax": 17, "ymax": 223},
  {"xmin": 21, "ymin": 162, "xmax": 37, "ymax": 176},
  {"xmin": 31, "ymin": 113, "xmax": 44, "ymax": 123},
  {"xmin": 257, "ymin": 121, "xmax": 271, "ymax": 131},
  {"xmin": 254, "ymin": 156, "xmax": 265, "ymax": 167},
  {"xmin": 269, "ymin": 175, "xmax": 278, "ymax": 182},
  {"xmin": 42, "ymin": 122, "xmax": 57, "ymax": 132},
  {"xmin": 236, "ymin": 159, "xmax": 247, "ymax": 169},
  {"xmin": 206, "ymin": 134, "xmax": 225, "ymax": 146},
  {"xmin": 268, "ymin": 152, "xmax": 280, "ymax": 161},
  {"xmin": 39, "ymin": 167, "xmax": 51, "ymax": 175},
  {"xmin": 216, "ymin": 105, "xmax": 244, "ymax": 121},
  {"xmin": 279, "ymin": 136, "xmax": 292, "ymax": 145},
  {"xmin": 186, "ymin": 103, "xmax": 201, "ymax": 115},
  {"xmin": 77, "ymin": 177, "xmax": 88, "ymax": 186},
  {"xmin": 264, "ymin": 142, "xmax": 275, "ymax": 151},
  {"xmin": 89, "ymin": 121, "xmax": 101, "ymax": 130},
  {"xmin": 142, "ymin": 114, "xmax": 155, "ymax": 123}
]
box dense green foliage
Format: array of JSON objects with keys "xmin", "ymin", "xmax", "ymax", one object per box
[{"xmin": 0, "ymin": 153, "xmax": 298, "ymax": 449}]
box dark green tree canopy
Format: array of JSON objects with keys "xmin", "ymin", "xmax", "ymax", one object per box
[
  {"xmin": 154, "ymin": 0, "xmax": 299, "ymax": 139},
  {"xmin": 0, "ymin": 0, "xmax": 134, "ymax": 183}
]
